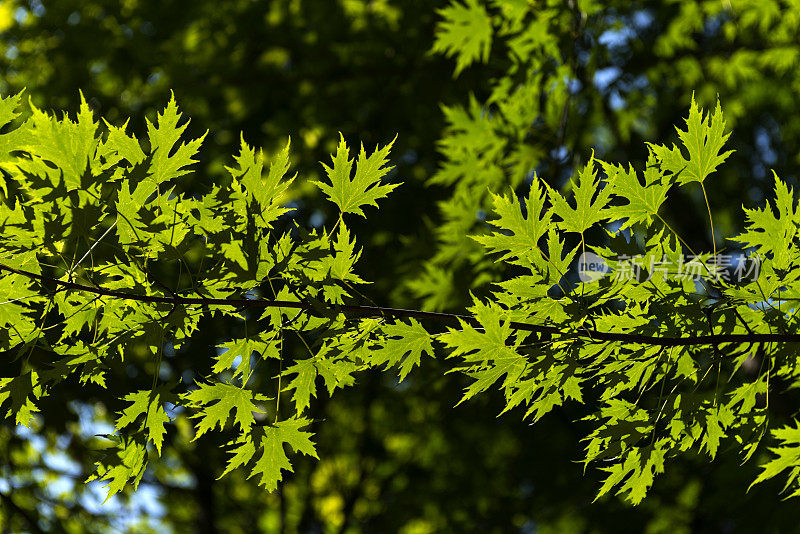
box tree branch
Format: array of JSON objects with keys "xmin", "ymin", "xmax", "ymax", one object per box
[{"xmin": 2, "ymin": 261, "xmax": 799, "ymax": 347}]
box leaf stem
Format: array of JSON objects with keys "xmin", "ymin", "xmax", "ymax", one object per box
[{"xmin": 700, "ymin": 181, "xmax": 717, "ymax": 270}]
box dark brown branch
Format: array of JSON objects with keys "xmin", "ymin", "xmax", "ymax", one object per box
[{"xmin": 2, "ymin": 261, "xmax": 800, "ymax": 347}]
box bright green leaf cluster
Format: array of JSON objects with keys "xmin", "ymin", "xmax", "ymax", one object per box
[
  {"xmin": 0, "ymin": 90, "xmax": 403, "ymax": 498},
  {"xmin": 2, "ymin": 89, "xmax": 800, "ymax": 507}
]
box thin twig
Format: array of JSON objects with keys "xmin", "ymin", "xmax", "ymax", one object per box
[{"xmin": 68, "ymin": 220, "xmax": 118, "ymax": 280}]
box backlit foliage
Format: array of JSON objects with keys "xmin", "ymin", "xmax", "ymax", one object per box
[{"xmin": 1, "ymin": 86, "xmax": 800, "ymax": 505}]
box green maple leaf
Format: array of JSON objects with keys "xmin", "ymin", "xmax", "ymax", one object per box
[
  {"xmin": 218, "ymin": 434, "xmax": 257, "ymax": 481},
  {"xmin": 585, "ymin": 400, "xmax": 664, "ymax": 505},
  {"xmin": 53, "ymin": 291, "xmax": 99, "ymax": 338},
  {"xmin": 0, "ymin": 372, "xmax": 42, "ymax": 427},
  {"xmin": 226, "ymin": 136, "xmax": 294, "ymax": 227},
  {"xmin": 0, "ymin": 90, "xmax": 22, "ymax": 140},
  {"xmin": 370, "ymin": 319, "xmax": 434, "ymax": 381},
  {"xmin": 251, "ymin": 418, "xmax": 318, "ymax": 491},
  {"xmin": 23, "ymin": 91, "xmax": 100, "ymax": 191},
  {"xmin": 0, "ymin": 276, "xmax": 41, "ymax": 339},
  {"xmin": 314, "ymin": 357, "xmax": 357, "ymax": 395},
  {"xmin": 732, "ymin": 170, "xmax": 799, "ymax": 270},
  {"xmin": 87, "ymin": 435, "xmax": 148, "ymax": 500},
  {"xmin": 187, "ymin": 192, "xmax": 225, "ymax": 235},
  {"xmin": 432, "ymin": 0, "xmax": 493, "ymax": 76},
  {"xmin": 441, "ymin": 299, "xmax": 517, "ymax": 362},
  {"xmin": 327, "ymin": 223, "xmax": 364, "ymax": 282},
  {"xmin": 282, "ymin": 354, "xmax": 357, "ymax": 413},
  {"xmin": 440, "ymin": 300, "xmax": 525, "ymax": 402},
  {"xmin": 547, "ymin": 154, "xmax": 611, "ymax": 235},
  {"xmin": 727, "ymin": 375, "xmax": 768, "ymax": 414},
  {"xmin": 461, "ymin": 355, "xmax": 525, "ymax": 403},
  {"xmin": 314, "ymin": 135, "xmax": 398, "ymax": 217},
  {"xmin": 525, "ymin": 226, "xmax": 576, "ymax": 285},
  {"xmin": 101, "ymin": 118, "xmax": 146, "ymax": 167},
  {"xmin": 0, "ymin": 90, "xmax": 24, "ymax": 194},
  {"xmin": 2, "ymin": 249, "xmax": 40, "ymax": 276},
  {"xmin": 146, "ymin": 92, "xmax": 206, "ymax": 184},
  {"xmin": 0, "ymin": 251, "xmax": 42, "ymax": 333},
  {"xmin": 116, "ymin": 387, "xmax": 173, "ymax": 454},
  {"xmin": 115, "ymin": 181, "xmax": 149, "ymax": 245},
  {"xmin": 617, "ymin": 444, "xmax": 668, "ymax": 505},
  {"xmin": 312, "ymin": 223, "xmax": 366, "ymax": 303},
  {"xmin": 282, "ymin": 358, "xmax": 317, "ymax": 413},
  {"xmin": 46, "ymin": 342, "xmax": 107, "ymax": 387},
  {"xmin": 602, "ymin": 157, "xmax": 671, "ymax": 231},
  {"xmin": 213, "ymin": 338, "xmax": 253, "ymax": 380},
  {"xmin": 472, "ymin": 177, "xmax": 551, "ymax": 264},
  {"xmin": 700, "ymin": 406, "xmax": 733, "ymax": 459},
  {"xmin": 219, "ymin": 418, "xmax": 318, "ymax": 492},
  {"xmin": 184, "ymin": 381, "xmax": 269, "ymax": 439},
  {"xmin": 750, "ymin": 421, "xmax": 800, "ymax": 497},
  {"xmin": 649, "ymin": 94, "xmax": 733, "ymax": 185},
  {"xmin": 221, "ymin": 241, "xmax": 249, "ymax": 270}
]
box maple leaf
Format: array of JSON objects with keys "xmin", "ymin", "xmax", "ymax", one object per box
[
  {"xmin": 432, "ymin": 0, "xmax": 493, "ymax": 75},
  {"xmin": 727, "ymin": 375, "xmax": 768, "ymax": 414},
  {"xmin": 282, "ymin": 353, "xmax": 357, "ymax": 413},
  {"xmin": 146, "ymin": 92, "xmax": 206, "ymax": 184},
  {"xmin": 0, "ymin": 372, "xmax": 42, "ymax": 427},
  {"xmin": 22, "ymin": 91, "xmax": 100, "ymax": 191},
  {"xmin": 370, "ymin": 319, "xmax": 434, "ymax": 381},
  {"xmin": 115, "ymin": 180, "xmax": 152, "ymax": 246},
  {"xmin": 250, "ymin": 418, "xmax": 318, "ymax": 491},
  {"xmin": 87, "ymin": 435, "xmax": 148, "ymax": 500},
  {"xmin": 0, "ymin": 90, "xmax": 24, "ymax": 195},
  {"xmin": 583, "ymin": 400, "xmax": 666, "ymax": 505},
  {"xmin": 213, "ymin": 338, "xmax": 252, "ymax": 381},
  {"xmin": 184, "ymin": 381, "xmax": 269, "ymax": 439},
  {"xmin": 311, "ymin": 223, "xmax": 366, "ymax": 304},
  {"xmin": 101, "ymin": 118, "xmax": 146, "ymax": 167},
  {"xmin": 218, "ymin": 434, "xmax": 256, "ymax": 481},
  {"xmin": 314, "ymin": 357, "xmax": 357, "ymax": 395},
  {"xmin": 0, "ymin": 90, "xmax": 22, "ymax": 137},
  {"xmin": 327, "ymin": 223, "xmax": 363, "ymax": 282},
  {"xmin": 546, "ymin": 153, "xmax": 611, "ymax": 235},
  {"xmin": 220, "ymin": 241, "xmax": 249, "ymax": 270},
  {"xmin": 648, "ymin": 94, "xmax": 733, "ymax": 185},
  {"xmin": 52, "ymin": 291, "xmax": 99, "ymax": 338},
  {"xmin": 603, "ymin": 442, "xmax": 668, "ymax": 505},
  {"xmin": 700, "ymin": 405, "xmax": 734, "ymax": 459},
  {"xmin": 602, "ymin": 157, "xmax": 671, "ymax": 231},
  {"xmin": 226, "ymin": 136, "xmax": 294, "ymax": 227},
  {"xmin": 472, "ymin": 177, "xmax": 551, "ymax": 264},
  {"xmin": 282, "ymin": 358, "xmax": 317, "ymax": 413},
  {"xmin": 439, "ymin": 300, "xmax": 525, "ymax": 403},
  {"xmin": 116, "ymin": 387, "xmax": 173, "ymax": 454},
  {"xmin": 732, "ymin": 170, "xmax": 800, "ymax": 270},
  {"xmin": 219, "ymin": 418, "xmax": 318, "ymax": 492},
  {"xmin": 314, "ymin": 135, "xmax": 398, "ymax": 217},
  {"xmin": 213, "ymin": 336, "xmax": 278, "ymax": 385},
  {"xmin": 750, "ymin": 421, "xmax": 800, "ymax": 497},
  {"xmin": 187, "ymin": 192, "xmax": 225, "ymax": 235}
]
